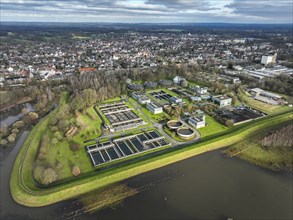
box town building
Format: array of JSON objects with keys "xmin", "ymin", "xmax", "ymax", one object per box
[
  {"xmin": 146, "ymin": 102, "xmax": 163, "ymax": 114},
  {"xmin": 261, "ymin": 53, "xmax": 277, "ymax": 65},
  {"xmin": 212, "ymin": 95, "xmax": 232, "ymax": 107}
]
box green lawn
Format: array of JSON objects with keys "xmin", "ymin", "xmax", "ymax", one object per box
[
  {"xmin": 44, "ymin": 106, "xmax": 103, "ymax": 180},
  {"xmin": 198, "ymin": 115, "xmax": 227, "ymax": 138},
  {"xmin": 187, "ymin": 80, "xmax": 209, "ymax": 87},
  {"xmin": 141, "ymin": 107, "xmax": 169, "ymax": 122},
  {"xmin": 102, "ymin": 97, "xmax": 121, "ymax": 103}
]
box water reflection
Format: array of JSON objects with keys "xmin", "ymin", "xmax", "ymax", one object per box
[{"xmin": 0, "ymin": 103, "xmax": 35, "ymax": 128}]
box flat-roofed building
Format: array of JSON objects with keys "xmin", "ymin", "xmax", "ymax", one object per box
[
  {"xmin": 132, "ymin": 92, "xmax": 151, "ymax": 105},
  {"xmin": 250, "ymin": 88, "xmax": 281, "ymax": 99},
  {"xmin": 188, "ymin": 115, "xmax": 206, "ymax": 129},
  {"xmin": 147, "ymin": 102, "xmax": 163, "ymax": 114},
  {"xmin": 212, "ymin": 95, "xmax": 232, "ymax": 107},
  {"xmin": 193, "ymin": 85, "xmax": 208, "ymax": 95},
  {"xmin": 261, "ymin": 53, "xmax": 277, "ymax": 65}
]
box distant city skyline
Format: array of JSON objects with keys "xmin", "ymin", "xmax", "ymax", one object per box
[{"xmin": 1, "ymin": 0, "xmax": 292, "ymax": 24}]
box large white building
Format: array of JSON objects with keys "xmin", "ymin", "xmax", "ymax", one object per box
[
  {"xmin": 188, "ymin": 115, "xmax": 206, "ymax": 129},
  {"xmin": 146, "ymin": 102, "xmax": 163, "ymax": 114},
  {"xmin": 261, "ymin": 53, "xmax": 277, "ymax": 65},
  {"xmin": 212, "ymin": 95, "xmax": 232, "ymax": 107}
]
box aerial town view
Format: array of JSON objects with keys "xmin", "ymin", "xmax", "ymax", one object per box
[{"xmin": 0, "ymin": 1, "xmax": 292, "ymax": 220}]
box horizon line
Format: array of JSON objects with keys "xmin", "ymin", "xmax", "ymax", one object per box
[{"xmin": 1, "ymin": 21, "xmax": 293, "ymax": 25}]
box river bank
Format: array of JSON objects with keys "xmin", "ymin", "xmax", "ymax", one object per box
[{"xmin": 225, "ymin": 122, "xmax": 293, "ymax": 172}]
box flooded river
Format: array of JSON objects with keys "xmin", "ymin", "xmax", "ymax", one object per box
[
  {"xmin": 0, "ymin": 103, "xmax": 35, "ymax": 128},
  {"xmin": 0, "ymin": 127, "xmax": 292, "ymax": 220}
]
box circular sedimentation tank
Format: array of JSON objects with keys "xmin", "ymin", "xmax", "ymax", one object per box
[
  {"xmin": 177, "ymin": 127, "xmax": 196, "ymax": 140},
  {"xmin": 167, "ymin": 120, "xmax": 183, "ymax": 130}
]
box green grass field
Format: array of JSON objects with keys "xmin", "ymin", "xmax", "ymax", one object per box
[
  {"xmin": 198, "ymin": 115, "xmax": 227, "ymax": 138},
  {"xmin": 44, "ymin": 106, "xmax": 102, "ymax": 180}
]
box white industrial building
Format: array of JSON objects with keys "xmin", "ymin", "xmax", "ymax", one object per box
[
  {"xmin": 212, "ymin": 95, "xmax": 232, "ymax": 107},
  {"xmin": 250, "ymin": 88, "xmax": 282, "ymax": 105},
  {"xmin": 193, "ymin": 86, "xmax": 208, "ymax": 95},
  {"xmin": 188, "ymin": 115, "xmax": 206, "ymax": 129},
  {"xmin": 146, "ymin": 102, "xmax": 163, "ymax": 114},
  {"xmin": 132, "ymin": 92, "xmax": 151, "ymax": 105}
]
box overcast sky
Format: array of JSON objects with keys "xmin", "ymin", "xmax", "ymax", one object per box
[{"xmin": 1, "ymin": 0, "xmax": 292, "ymax": 23}]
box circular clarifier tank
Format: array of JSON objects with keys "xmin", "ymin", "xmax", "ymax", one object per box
[
  {"xmin": 167, "ymin": 120, "xmax": 183, "ymax": 130},
  {"xmin": 177, "ymin": 127, "xmax": 195, "ymax": 140}
]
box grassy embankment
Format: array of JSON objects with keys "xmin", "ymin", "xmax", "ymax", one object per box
[
  {"xmin": 225, "ymin": 121, "xmax": 293, "ymax": 171},
  {"xmin": 10, "ymin": 92, "xmax": 292, "ymax": 207}
]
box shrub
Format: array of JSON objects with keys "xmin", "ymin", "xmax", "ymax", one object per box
[
  {"xmin": 41, "ymin": 168, "xmax": 58, "ymax": 185},
  {"xmin": 0, "ymin": 126, "xmax": 9, "ymax": 138},
  {"xmin": 51, "ymin": 126, "xmax": 58, "ymax": 132},
  {"xmin": 0, "ymin": 139, "xmax": 8, "ymax": 146},
  {"xmin": 33, "ymin": 165, "xmax": 44, "ymax": 182},
  {"xmin": 51, "ymin": 138, "xmax": 58, "ymax": 145},
  {"xmin": 12, "ymin": 120, "xmax": 25, "ymax": 129},
  {"xmin": 225, "ymin": 119, "xmax": 234, "ymax": 127},
  {"xmin": 11, "ymin": 128, "xmax": 19, "ymax": 134},
  {"xmin": 72, "ymin": 165, "xmax": 81, "ymax": 176},
  {"xmin": 28, "ymin": 112, "xmax": 39, "ymax": 120},
  {"xmin": 70, "ymin": 143, "xmax": 81, "ymax": 151},
  {"xmin": 7, "ymin": 133, "xmax": 17, "ymax": 143}
]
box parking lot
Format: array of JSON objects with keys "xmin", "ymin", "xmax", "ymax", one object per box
[{"xmin": 87, "ymin": 130, "xmax": 170, "ymax": 166}]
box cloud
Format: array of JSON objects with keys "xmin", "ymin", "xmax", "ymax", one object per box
[
  {"xmin": 225, "ymin": 0, "xmax": 293, "ymax": 21},
  {"xmin": 0, "ymin": 0, "xmax": 292, "ymax": 23},
  {"xmin": 145, "ymin": 0, "xmax": 215, "ymax": 11}
]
